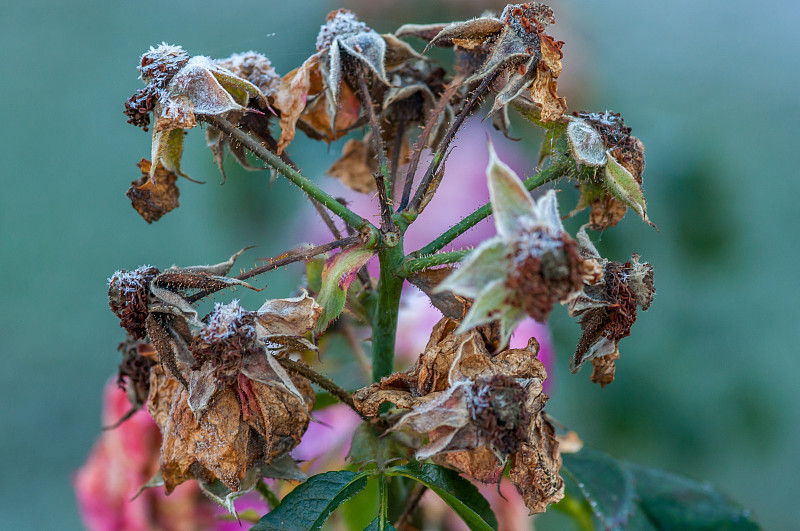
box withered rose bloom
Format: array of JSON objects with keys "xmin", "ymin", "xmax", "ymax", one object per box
[
  {"xmin": 567, "ymin": 227, "xmax": 655, "ymax": 386},
  {"xmin": 354, "ymin": 317, "xmax": 564, "ymax": 514},
  {"xmin": 566, "ymin": 110, "xmax": 651, "ymax": 227},
  {"xmin": 273, "ymin": 9, "xmax": 421, "ymax": 153},
  {"xmin": 400, "ymin": 2, "xmax": 566, "ymax": 127},
  {"xmin": 108, "ymin": 250, "xmax": 258, "ymax": 387},
  {"xmin": 144, "ymin": 292, "xmax": 321, "ymax": 507},
  {"xmin": 435, "ymin": 142, "xmax": 601, "ymax": 347}
]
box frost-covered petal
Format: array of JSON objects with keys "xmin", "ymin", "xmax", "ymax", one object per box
[
  {"xmin": 536, "ymin": 190, "xmax": 566, "ymax": 234},
  {"xmin": 423, "ymin": 17, "xmax": 505, "ymax": 53},
  {"xmin": 168, "ymin": 56, "xmax": 244, "ymax": 116},
  {"xmin": 435, "ymin": 237, "xmax": 508, "ymax": 299},
  {"xmin": 188, "ymin": 362, "xmax": 217, "ymax": 415},
  {"xmin": 487, "ymin": 140, "xmax": 537, "ymax": 239},
  {"xmin": 567, "ymin": 118, "xmax": 607, "ymax": 167}
]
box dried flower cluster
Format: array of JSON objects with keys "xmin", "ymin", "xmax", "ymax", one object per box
[{"xmin": 93, "ymin": 2, "xmax": 662, "ymax": 527}]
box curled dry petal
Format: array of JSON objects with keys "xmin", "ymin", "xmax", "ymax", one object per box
[
  {"xmin": 508, "ymin": 412, "xmax": 565, "ymax": 514},
  {"xmin": 127, "ymin": 159, "xmax": 181, "ymax": 223}
]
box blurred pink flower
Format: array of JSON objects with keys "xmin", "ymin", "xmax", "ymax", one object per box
[
  {"xmin": 74, "ymin": 380, "xmax": 217, "ymax": 531},
  {"xmin": 292, "ymin": 404, "xmax": 362, "ymax": 475}
]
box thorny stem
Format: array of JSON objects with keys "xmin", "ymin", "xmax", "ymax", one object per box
[
  {"xmin": 356, "ymin": 69, "xmax": 395, "ymax": 233},
  {"xmin": 203, "ymin": 115, "xmax": 374, "ymax": 232},
  {"xmin": 390, "ymin": 117, "xmax": 406, "ymax": 195},
  {"xmin": 407, "ymin": 72, "xmax": 498, "ymax": 213},
  {"xmin": 395, "ymin": 483, "xmax": 427, "ymax": 530},
  {"xmin": 379, "ymin": 474, "xmax": 389, "ymax": 529},
  {"xmin": 413, "ymin": 163, "xmax": 565, "ymax": 257},
  {"xmin": 400, "ymin": 249, "xmax": 470, "ymax": 276},
  {"xmin": 276, "ymin": 357, "xmax": 370, "ymax": 422},
  {"xmin": 397, "ymin": 76, "xmax": 463, "ymax": 211},
  {"xmin": 186, "ymin": 236, "xmax": 359, "ymax": 303}
]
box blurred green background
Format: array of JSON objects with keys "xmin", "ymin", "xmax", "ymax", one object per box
[{"xmin": 1, "ymin": 0, "xmax": 796, "ymax": 529}]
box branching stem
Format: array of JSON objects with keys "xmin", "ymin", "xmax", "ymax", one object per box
[
  {"xmin": 203, "ymin": 115, "xmax": 373, "ymax": 232},
  {"xmin": 407, "ymin": 72, "xmax": 498, "ymax": 213},
  {"xmin": 413, "ymin": 163, "xmax": 564, "ymax": 257},
  {"xmin": 277, "ymin": 357, "xmax": 369, "ymax": 422}
]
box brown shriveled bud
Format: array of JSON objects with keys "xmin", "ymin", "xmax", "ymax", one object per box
[
  {"xmin": 123, "ymin": 44, "xmax": 191, "ymax": 131},
  {"xmin": 215, "ymin": 51, "xmax": 281, "ymax": 98},
  {"xmin": 108, "ymin": 265, "xmax": 160, "ymax": 339},
  {"xmin": 568, "ymin": 228, "xmax": 656, "ymax": 386},
  {"xmin": 504, "ymin": 230, "xmax": 591, "ymax": 323}
]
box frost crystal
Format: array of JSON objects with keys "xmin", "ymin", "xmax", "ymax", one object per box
[
  {"xmin": 108, "ymin": 266, "xmax": 156, "ymax": 294},
  {"xmin": 315, "ymin": 9, "xmax": 369, "ymax": 51},
  {"xmin": 203, "ymin": 300, "xmax": 250, "ymax": 341}
]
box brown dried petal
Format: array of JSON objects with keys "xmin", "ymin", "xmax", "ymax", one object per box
[
  {"xmin": 590, "ymin": 193, "xmax": 629, "ymax": 230},
  {"xmin": 160, "ymin": 385, "xmax": 251, "ymax": 493},
  {"xmin": 529, "ymin": 60, "xmax": 566, "ymax": 122},
  {"xmin": 433, "ymin": 446, "xmax": 505, "ymax": 484},
  {"xmin": 273, "ymin": 54, "xmax": 320, "ymax": 154},
  {"xmin": 352, "ymin": 387, "xmax": 429, "ymax": 418},
  {"xmin": 326, "ymin": 138, "xmax": 376, "ymax": 193},
  {"xmin": 590, "ymin": 349, "xmax": 619, "ymax": 388},
  {"xmin": 509, "ymin": 413, "xmax": 564, "ymax": 514},
  {"xmin": 127, "ymin": 159, "xmax": 180, "ymax": 223},
  {"xmin": 147, "ymin": 364, "xmax": 182, "ymax": 429},
  {"xmin": 256, "ymin": 290, "xmax": 322, "ymax": 337},
  {"xmin": 407, "ymin": 267, "xmax": 470, "ymax": 321}
]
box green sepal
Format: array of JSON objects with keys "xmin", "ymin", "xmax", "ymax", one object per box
[
  {"xmin": 604, "ymin": 152, "xmax": 653, "ymax": 226},
  {"xmin": 314, "ymin": 245, "xmax": 375, "ymax": 337},
  {"xmin": 386, "ymin": 462, "xmax": 498, "ymax": 531},
  {"xmin": 252, "ymin": 470, "xmax": 370, "ymax": 531}
]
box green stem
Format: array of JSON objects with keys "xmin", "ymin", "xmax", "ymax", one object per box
[
  {"xmin": 401, "ymin": 250, "xmax": 470, "ymax": 276},
  {"xmin": 371, "ymin": 240, "xmax": 405, "ymax": 382},
  {"xmin": 203, "ymin": 115, "xmax": 373, "ymax": 232},
  {"xmin": 378, "ymin": 474, "xmax": 388, "ymax": 529},
  {"xmin": 255, "ymin": 480, "xmax": 280, "ymax": 510},
  {"xmin": 413, "ymin": 163, "xmax": 564, "ymax": 256}
]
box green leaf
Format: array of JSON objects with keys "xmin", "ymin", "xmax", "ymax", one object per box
[
  {"xmin": 252, "ymin": 471, "xmax": 369, "ymax": 531},
  {"xmin": 348, "ymin": 422, "xmax": 415, "ymax": 468},
  {"xmin": 364, "ymin": 516, "xmax": 398, "ymax": 531},
  {"xmin": 314, "ymin": 245, "xmax": 375, "ymax": 337},
  {"xmin": 563, "ymin": 447, "xmax": 760, "ymax": 531},
  {"xmin": 625, "ymin": 462, "xmax": 759, "ymax": 530},
  {"xmin": 561, "ymin": 447, "xmax": 636, "ymax": 529},
  {"xmin": 386, "ymin": 462, "xmax": 498, "ymax": 531}
]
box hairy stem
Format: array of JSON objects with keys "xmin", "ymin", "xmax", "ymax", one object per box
[
  {"xmin": 203, "ymin": 115, "xmax": 373, "ymax": 231},
  {"xmin": 401, "ymin": 249, "xmax": 470, "ymax": 276},
  {"xmin": 371, "ymin": 241, "xmax": 405, "ymax": 382},
  {"xmin": 397, "ymin": 76, "xmax": 463, "ymax": 211},
  {"xmin": 186, "ymin": 236, "xmax": 359, "ymax": 303},
  {"xmin": 277, "ymin": 357, "xmax": 369, "ymax": 422},
  {"xmin": 407, "ymin": 72, "xmax": 498, "ymax": 213},
  {"xmin": 357, "ymin": 69, "xmax": 395, "ymax": 232},
  {"xmin": 413, "ymin": 164, "xmax": 564, "ymax": 256}
]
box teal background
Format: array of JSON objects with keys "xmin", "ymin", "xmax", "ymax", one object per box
[{"xmin": 0, "ymin": 0, "xmax": 796, "ymax": 529}]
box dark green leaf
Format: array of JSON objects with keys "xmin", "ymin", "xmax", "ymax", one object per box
[
  {"xmin": 563, "ymin": 447, "xmax": 760, "ymax": 530},
  {"xmin": 386, "ymin": 462, "xmax": 497, "ymax": 531},
  {"xmin": 364, "ymin": 516, "xmax": 398, "ymax": 531},
  {"xmin": 252, "ymin": 471, "xmax": 369, "ymax": 531},
  {"xmin": 348, "ymin": 422, "xmax": 415, "ymax": 468},
  {"xmin": 625, "ymin": 462, "xmax": 760, "ymax": 530},
  {"xmin": 562, "ymin": 447, "xmax": 636, "ymax": 529}
]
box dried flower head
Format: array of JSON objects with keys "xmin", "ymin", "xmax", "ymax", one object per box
[
  {"xmin": 566, "ymin": 111, "xmax": 651, "ymax": 227},
  {"xmin": 406, "ymin": 3, "xmax": 566, "ymax": 124},
  {"xmin": 567, "ymin": 227, "xmax": 655, "ymax": 386},
  {"xmin": 354, "ymin": 317, "xmax": 564, "ymax": 512},
  {"xmin": 435, "ymin": 142, "xmax": 600, "ymax": 347},
  {"xmin": 124, "ymin": 43, "xmax": 269, "ymax": 188}
]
